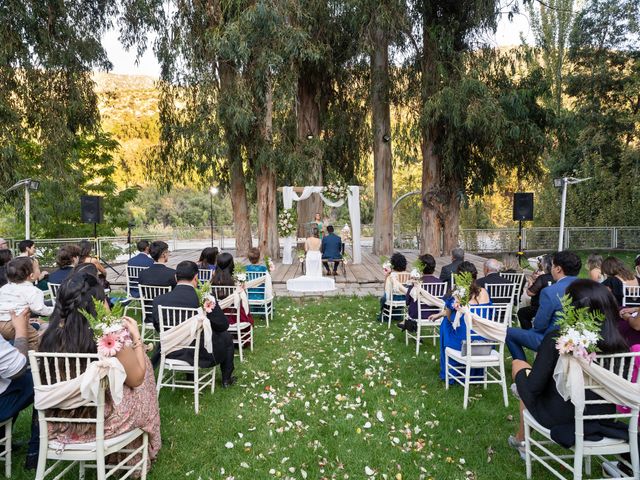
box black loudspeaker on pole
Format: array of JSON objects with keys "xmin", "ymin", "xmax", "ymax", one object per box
[
  {"xmin": 80, "ymin": 195, "xmax": 103, "ymax": 238},
  {"xmin": 513, "ymin": 192, "xmax": 534, "ymax": 265}
]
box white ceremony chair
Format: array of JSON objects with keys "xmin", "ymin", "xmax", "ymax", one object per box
[
  {"xmin": 197, "ymin": 269, "xmax": 213, "ymax": 283},
  {"xmin": 156, "ymin": 306, "xmax": 216, "ymax": 414},
  {"xmin": 444, "ymin": 303, "xmax": 512, "ymax": 409},
  {"xmin": 29, "ymin": 351, "xmax": 149, "ymax": 480},
  {"xmin": 486, "ymin": 283, "xmax": 516, "ymax": 310},
  {"xmin": 524, "ymin": 351, "xmax": 640, "ymax": 480},
  {"xmin": 405, "ymin": 281, "xmax": 448, "ymax": 354},
  {"xmin": 138, "ymin": 285, "xmax": 172, "ymax": 343},
  {"xmin": 123, "ymin": 266, "xmax": 149, "ymax": 317},
  {"xmin": 623, "ymin": 285, "xmax": 640, "ymax": 307},
  {"xmin": 500, "ymin": 272, "xmax": 526, "ymax": 311},
  {"xmin": 0, "ymin": 418, "xmax": 11, "ymax": 477},
  {"xmin": 246, "ymin": 271, "xmax": 274, "ymax": 327},
  {"xmin": 211, "ymin": 285, "xmax": 253, "ymax": 362},
  {"xmin": 382, "ymin": 272, "xmax": 410, "ymax": 328},
  {"xmin": 47, "ymin": 283, "xmax": 61, "ymax": 305}
]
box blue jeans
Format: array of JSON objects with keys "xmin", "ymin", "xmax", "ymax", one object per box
[
  {"xmin": 0, "ymin": 373, "xmax": 39, "ymax": 456},
  {"xmin": 506, "ymin": 327, "xmax": 545, "ymax": 361}
]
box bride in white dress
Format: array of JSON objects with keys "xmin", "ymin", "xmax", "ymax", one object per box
[{"xmin": 286, "ymin": 228, "xmax": 335, "ymax": 292}]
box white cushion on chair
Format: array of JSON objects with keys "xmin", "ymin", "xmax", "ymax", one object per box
[
  {"xmin": 228, "ymin": 322, "xmax": 252, "ymax": 331},
  {"xmin": 49, "ymin": 428, "xmax": 144, "ymax": 452},
  {"xmin": 445, "ymin": 347, "xmax": 500, "ymax": 364},
  {"xmin": 164, "ymin": 358, "xmax": 192, "ymax": 369},
  {"xmin": 524, "ymin": 410, "xmax": 626, "ymax": 448}
]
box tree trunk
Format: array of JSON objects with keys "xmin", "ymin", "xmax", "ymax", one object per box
[
  {"xmin": 220, "ymin": 61, "xmax": 252, "ymax": 256},
  {"xmin": 229, "ymin": 154, "xmax": 252, "ymax": 256},
  {"xmin": 256, "ymin": 165, "xmax": 279, "ymax": 258},
  {"xmin": 420, "ymin": 131, "xmax": 441, "ymax": 255},
  {"xmin": 371, "ymin": 26, "xmax": 393, "ymax": 256},
  {"xmin": 442, "ymin": 182, "xmax": 462, "ymax": 254},
  {"xmin": 296, "ymin": 75, "xmax": 323, "ymax": 236}
]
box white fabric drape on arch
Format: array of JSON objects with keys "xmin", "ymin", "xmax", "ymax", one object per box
[{"xmin": 281, "ymin": 186, "xmax": 361, "ymax": 265}]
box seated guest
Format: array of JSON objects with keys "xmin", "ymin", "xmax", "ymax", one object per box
[
  {"xmin": 401, "ymin": 253, "xmax": 441, "ymax": 332},
  {"xmin": 517, "ymin": 254, "xmax": 554, "ymax": 330},
  {"xmin": 78, "ymin": 240, "xmax": 108, "ymax": 288},
  {"xmin": 635, "ymin": 254, "xmax": 640, "ymax": 283},
  {"xmin": 428, "ymin": 261, "xmax": 492, "ymax": 381},
  {"xmin": 321, "ymin": 225, "xmax": 342, "ymax": 276},
  {"xmin": 439, "ymin": 248, "xmax": 464, "ymax": 285},
  {"xmin": 0, "ymin": 249, "xmax": 12, "ymax": 288},
  {"xmin": 602, "ymin": 256, "xmax": 639, "ymax": 306},
  {"xmin": 48, "ymin": 245, "xmax": 81, "ymax": 285},
  {"xmin": 619, "ymin": 306, "xmax": 640, "ymax": 347},
  {"xmin": 506, "ymin": 251, "xmax": 581, "ymax": 361},
  {"xmin": 128, "ymin": 240, "xmax": 154, "ymax": 268},
  {"xmin": 0, "ymin": 257, "xmax": 54, "ymax": 349},
  {"xmin": 377, "ymin": 253, "xmax": 408, "ymax": 322},
  {"xmin": 197, "ymin": 247, "xmax": 219, "ymax": 271},
  {"xmin": 476, "ymin": 259, "xmax": 510, "ymax": 288},
  {"xmin": 501, "ymin": 253, "xmax": 522, "ymax": 273},
  {"xmin": 587, "ymin": 254, "xmax": 604, "ymax": 283},
  {"xmin": 245, "ymin": 247, "xmax": 267, "ymax": 301},
  {"xmin": 151, "ymin": 261, "xmax": 236, "ymax": 387},
  {"xmin": 0, "ymin": 308, "xmax": 39, "ymax": 470},
  {"xmin": 0, "ymin": 239, "xmax": 8, "ymax": 250},
  {"xmin": 508, "ymin": 280, "xmax": 628, "ymax": 457},
  {"xmin": 18, "ymin": 240, "xmax": 48, "ymax": 281},
  {"xmin": 212, "ymin": 252, "xmax": 254, "ymax": 344},
  {"xmin": 138, "ymin": 241, "xmax": 176, "ymax": 288},
  {"xmin": 39, "ymin": 272, "xmax": 161, "ymax": 468}
]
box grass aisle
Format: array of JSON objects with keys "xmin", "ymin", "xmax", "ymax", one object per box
[{"xmin": 12, "ymin": 296, "xmax": 559, "ymax": 479}]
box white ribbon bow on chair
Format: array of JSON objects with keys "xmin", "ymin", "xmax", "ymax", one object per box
[{"xmin": 160, "ymin": 308, "xmax": 213, "ymax": 357}]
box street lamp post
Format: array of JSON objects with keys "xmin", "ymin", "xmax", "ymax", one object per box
[
  {"xmin": 209, "ymin": 186, "xmax": 219, "ymax": 248},
  {"xmin": 5, "ymin": 179, "xmax": 40, "ymax": 239},
  {"xmin": 554, "ymin": 176, "xmax": 591, "ymax": 251}
]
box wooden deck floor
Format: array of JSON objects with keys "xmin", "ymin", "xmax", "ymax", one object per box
[{"xmin": 106, "ymin": 248, "xmax": 487, "ymax": 286}]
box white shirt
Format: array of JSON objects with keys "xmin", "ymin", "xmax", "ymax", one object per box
[
  {"xmin": 0, "ymin": 336, "xmax": 26, "ymax": 394},
  {"xmin": 0, "ymin": 281, "xmax": 54, "ymax": 321}
]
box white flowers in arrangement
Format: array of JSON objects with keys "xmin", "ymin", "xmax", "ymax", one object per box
[
  {"xmin": 451, "ymin": 272, "xmax": 473, "ymax": 306},
  {"xmin": 555, "ymin": 295, "xmax": 603, "ymax": 361},
  {"xmin": 323, "ymin": 181, "xmax": 350, "ymax": 203},
  {"xmin": 409, "ymin": 268, "xmax": 421, "ymax": 280},
  {"xmin": 80, "ymin": 299, "xmax": 131, "ymax": 358},
  {"xmin": 233, "ymin": 265, "xmax": 247, "ymax": 285},
  {"xmin": 196, "ymin": 281, "xmax": 217, "ymax": 313},
  {"xmin": 264, "ymin": 255, "xmax": 276, "ymax": 272},
  {"xmin": 278, "ymin": 209, "xmax": 297, "ymax": 237}
]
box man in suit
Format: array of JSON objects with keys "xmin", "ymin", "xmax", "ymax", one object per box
[
  {"xmin": 151, "ymin": 261, "xmax": 236, "ymax": 387},
  {"xmin": 476, "ymin": 259, "xmax": 510, "ymax": 288},
  {"xmin": 439, "ymin": 248, "xmax": 464, "ymax": 285},
  {"xmin": 126, "ymin": 240, "xmax": 154, "ymax": 298},
  {"xmin": 506, "ymin": 250, "xmax": 581, "ymax": 361},
  {"xmin": 321, "ymin": 225, "xmax": 342, "ymax": 275},
  {"xmin": 137, "ymin": 241, "xmax": 176, "ymax": 288}
]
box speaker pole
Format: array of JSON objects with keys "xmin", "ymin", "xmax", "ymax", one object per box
[
  {"xmin": 517, "ymin": 220, "xmax": 525, "ymax": 268},
  {"xmin": 93, "ymin": 222, "xmax": 97, "ymax": 239}
]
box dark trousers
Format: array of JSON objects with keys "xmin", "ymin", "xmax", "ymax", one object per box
[
  {"xmin": 0, "ymin": 373, "xmax": 39, "ymax": 456},
  {"xmin": 323, "ymin": 260, "xmax": 339, "ymax": 273},
  {"xmin": 517, "ymin": 305, "xmax": 537, "ymax": 330}
]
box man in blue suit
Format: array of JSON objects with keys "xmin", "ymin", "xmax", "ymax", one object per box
[
  {"xmin": 126, "ymin": 240, "xmax": 154, "ymax": 297},
  {"xmin": 506, "ymin": 250, "xmax": 582, "ymax": 360},
  {"xmin": 321, "ymin": 225, "xmax": 342, "ymax": 275}
]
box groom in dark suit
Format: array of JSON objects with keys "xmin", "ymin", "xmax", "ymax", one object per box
[{"xmin": 321, "ymin": 225, "xmax": 342, "ymax": 275}]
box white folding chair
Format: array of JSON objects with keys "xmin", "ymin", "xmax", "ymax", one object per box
[
  {"xmin": 29, "ymin": 351, "xmax": 149, "ymax": 480},
  {"xmin": 197, "ymin": 269, "xmax": 213, "ymax": 283},
  {"xmin": 382, "ymin": 272, "xmax": 410, "ymax": 328},
  {"xmin": 246, "ymin": 271, "xmax": 274, "ymax": 327},
  {"xmin": 138, "ymin": 285, "xmax": 172, "ymax": 343},
  {"xmin": 123, "ymin": 266, "xmax": 149, "ymax": 317},
  {"xmin": 524, "ymin": 351, "xmax": 640, "ymax": 480},
  {"xmin": 211, "ymin": 285, "xmax": 253, "ymax": 361},
  {"xmin": 501, "ymin": 272, "xmax": 526, "ymax": 311},
  {"xmin": 47, "ymin": 283, "xmax": 61, "ymax": 306},
  {"xmin": 0, "ymin": 418, "xmax": 11, "ymax": 478},
  {"xmin": 405, "ymin": 282, "xmax": 448, "ymax": 354},
  {"xmin": 444, "ymin": 303, "xmax": 512, "ymax": 409},
  {"xmin": 486, "ymin": 283, "xmax": 516, "ymax": 311},
  {"xmin": 156, "ymin": 306, "xmax": 216, "ymax": 414},
  {"xmin": 623, "ymin": 285, "xmax": 640, "ymax": 307}
]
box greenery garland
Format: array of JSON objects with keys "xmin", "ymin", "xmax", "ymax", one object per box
[{"xmin": 278, "ymin": 208, "xmax": 297, "ymax": 237}]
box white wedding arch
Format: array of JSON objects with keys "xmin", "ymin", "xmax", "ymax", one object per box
[{"xmin": 281, "ymin": 186, "xmax": 362, "ymax": 265}]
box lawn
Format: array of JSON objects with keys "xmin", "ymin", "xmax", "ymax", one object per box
[{"xmin": 12, "ymin": 296, "xmax": 570, "ymax": 479}]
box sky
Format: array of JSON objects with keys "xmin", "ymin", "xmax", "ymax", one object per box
[{"xmin": 100, "ymin": 11, "xmax": 535, "ymax": 78}]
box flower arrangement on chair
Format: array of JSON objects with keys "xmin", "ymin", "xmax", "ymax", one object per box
[
  {"xmin": 323, "ymin": 181, "xmax": 350, "ymax": 203},
  {"xmin": 296, "ymin": 249, "xmax": 306, "ymax": 263},
  {"xmin": 380, "ymin": 255, "xmax": 391, "ymax": 274},
  {"xmin": 451, "ymin": 271, "xmax": 473, "ymax": 307},
  {"xmin": 264, "ymin": 255, "xmax": 276, "ymax": 272},
  {"xmin": 196, "ymin": 281, "xmax": 216, "ymax": 313},
  {"xmin": 80, "ymin": 299, "xmax": 132, "ymax": 357},
  {"xmin": 234, "ymin": 264, "xmax": 247, "ymax": 286},
  {"xmin": 278, "ymin": 209, "xmax": 297, "ymax": 237},
  {"xmin": 555, "ymin": 295, "xmax": 603, "ymax": 361}
]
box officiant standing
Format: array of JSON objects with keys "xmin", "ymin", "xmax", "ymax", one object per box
[{"xmin": 313, "ymin": 212, "xmax": 324, "ymax": 239}]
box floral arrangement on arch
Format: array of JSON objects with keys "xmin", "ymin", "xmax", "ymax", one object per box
[
  {"xmin": 80, "ymin": 299, "xmax": 131, "ymax": 357},
  {"xmin": 555, "ymin": 294, "xmax": 603, "ymax": 361},
  {"xmin": 278, "ymin": 208, "xmax": 297, "ymax": 237},
  {"xmin": 196, "ymin": 281, "xmax": 217, "ymax": 313},
  {"xmin": 323, "ymin": 181, "xmax": 350, "ymax": 203}
]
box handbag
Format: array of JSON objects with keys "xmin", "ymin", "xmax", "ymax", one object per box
[{"xmin": 460, "ymin": 340, "xmax": 494, "ymax": 356}]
